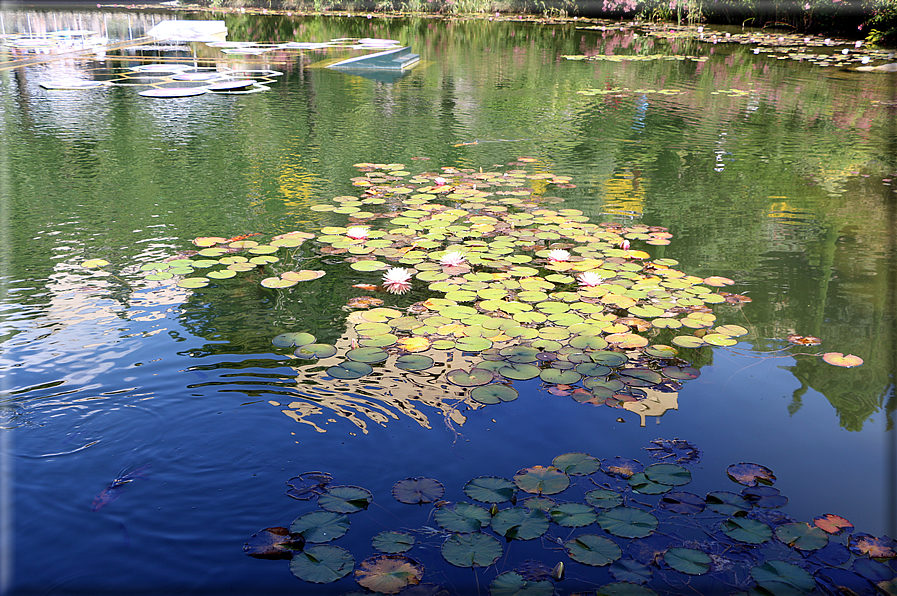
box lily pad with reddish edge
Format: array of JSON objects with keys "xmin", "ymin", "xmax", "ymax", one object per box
[
  {"xmin": 814, "ymin": 514, "xmax": 854, "ymax": 535},
  {"xmin": 727, "ymin": 462, "xmax": 776, "ymax": 487},
  {"xmin": 354, "ymin": 554, "xmax": 424, "ymax": 594},
  {"xmin": 392, "ymin": 477, "xmax": 445, "ymax": 505},
  {"xmin": 243, "ymin": 527, "xmax": 305, "ymax": 559},
  {"xmin": 822, "ymin": 352, "xmax": 864, "ymax": 368}
]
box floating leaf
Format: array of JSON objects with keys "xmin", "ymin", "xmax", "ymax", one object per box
[
  {"xmin": 354, "ymin": 554, "xmax": 424, "ymax": 594},
  {"xmin": 658, "ymin": 491, "xmax": 705, "ymax": 515},
  {"xmin": 822, "ymin": 352, "xmax": 864, "ymax": 368},
  {"xmin": 715, "ymin": 324, "xmax": 748, "ymax": 337},
  {"xmin": 290, "ymin": 545, "xmax": 354, "ymax": 583},
  {"xmin": 463, "ymin": 476, "xmax": 517, "ymax": 503},
  {"xmin": 491, "ymin": 507, "xmax": 550, "ymax": 540},
  {"xmin": 81, "ymin": 259, "xmax": 109, "ymax": 268},
  {"xmin": 441, "ymin": 533, "xmax": 502, "ymax": 568},
  {"xmin": 318, "ymin": 485, "xmax": 373, "ymax": 514},
  {"xmin": 727, "ymin": 463, "xmax": 776, "ymax": 487},
  {"xmin": 176, "ymin": 277, "xmax": 210, "ymax": 289},
  {"xmin": 628, "ymin": 473, "xmax": 671, "ymax": 495},
  {"xmin": 671, "ymin": 335, "xmax": 705, "ymax": 348},
  {"xmin": 294, "ymin": 344, "xmax": 338, "ymax": 359},
  {"xmin": 489, "ymin": 571, "xmax": 554, "ymax": 596},
  {"xmin": 447, "ymin": 368, "xmax": 494, "ymax": 387},
  {"xmin": 327, "ymin": 361, "xmax": 374, "ymax": 379},
  {"xmin": 750, "ymin": 560, "xmax": 816, "ymax": 594},
  {"xmin": 346, "ymin": 347, "xmax": 389, "ymax": 363},
  {"xmin": 596, "ymin": 583, "xmax": 658, "ymax": 596},
  {"xmin": 814, "ymin": 514, "xmax": 853, "ymax": 535},
  {"xmin": 596, "ymin": 507, "xmax": 658, "ymax": 538},
  {"xmin": 585, "ymin": 489, "xmax": 623, "ymax": 509},
  {"xmin": 282, "ymin": 270, "xmax": 326, "ymax": 282},
  {"xmin": 540, "ymin": 368, "xmax": 581, "ymax": 385},
  {"xmin": 513, "ymin": 466, "xmax": 570, "ymax": 495},
  {"xmin": 721, "ymin": 517, "xmax": 772, "ymax": 544},
  {"xmin": 243, "ymin": 527, "xmax": 305, "ymax": 559},
  {"xmin": 609, "ymin": 559, "xmax": 653, "ymax": 585},
  {"xmin": 372, "ymin": 531, "xmax": 415, "ymax": 554},
  {"xmin": 434, "ymin": 502, "xmax": 491, "ymax": 533},
  {"xmin": 549, "ymin": 502, "xmax": 599, "ymax": 527},
  {"xmin": 552, "ymin": 453, "xmax": 601, "ymax": 476},
  {"xmin": 565, "ymin": 534, "xmax": 622, "ymax": 566},
  {"xmin": 470, "ymin": 384, "xmax": 518, "ymax": 405},
  {"xmin": 395, "ymin": 354, "xmax": 435, "ymax": 371},
  {"xmin": 289, "ymin": 511, "xmax": 350, "ymax": 543},
  {"xmin": 643, "ymin": 463, "xmax": 691, "ymax": 487},
  {"xmin": 742, "ymin": 486, "xmax": 788, "ymax": 508},
  {"xmin": 848, "ymin": 533, "xmax": 896, "ymax": 559},
  {"xmin": 261, "ymin": 277, "xmax": 297, "ymax": 288},
  {"xmin": 392, "ymin": 477, "xmax": 445, "ymax": 505},
  {"xmin": 663, "ymin": 548, "xmax": 711, "ymax": 575},
  {"xmin": 775, "ymin": 522, "xmax": 829, "ymax": 551}
]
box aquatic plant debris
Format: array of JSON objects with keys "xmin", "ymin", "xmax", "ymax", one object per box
[{"xmin": 246, "ymin": 445, "xmax": 897, "ymax": 593}]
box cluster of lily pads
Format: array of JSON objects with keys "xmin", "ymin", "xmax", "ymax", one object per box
[
  {"xmin": 80, "ymin": 158, "xmax": 863, "ymax": 430},
  {"xmin": 244, "ymin": 440, "xmax": 897, "ymax": 595}
]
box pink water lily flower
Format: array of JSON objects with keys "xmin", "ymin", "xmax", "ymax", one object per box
[
  {"xmin": 439, "ymin": 251, "xmax": 467, "ymax": 267},
  {"xmin": 345, "ymin": 227, "xmax": 369, "ymax": 240},
  {"xmin": 382, "ymin": 267, "xmax": 413, "ymax": 294},
  {"xmin": 577, "ymin": 271, "xmax": 605, "ymax": 287},
  {"xmin": 548, "ymin": 249, "xmax": 571, "ymax": 262}
]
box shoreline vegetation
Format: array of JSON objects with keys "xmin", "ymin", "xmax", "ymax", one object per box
[{"xmin": 116, "ymin": 0, "xmax": 896, "ymax": 45}]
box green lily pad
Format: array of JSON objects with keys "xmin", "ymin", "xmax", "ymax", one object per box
[
  {"xmin": 390, "ymin": 476, "xmax": 444, "ymax": 505},
  {"xmin": 318, "ymin": 485, "xmax": 373, "ymax": 514},
  {"xmin": 628, "ymin": 473, "xmax": 672, "ymax": 495},
  {"xmin": 671, "ymin": 335, "xmax": 705, "ymax": 348},
  {"xmin": 540, "ymin": 368, "xmax": 582, "ymax": 384},
  {"xmin": 591, "ymin": 351, "xmax": 628, "ymax": 367},
  {"xmin": 463, "ymin": 476, "xmax": 517, "ymax": 504},
  {"xmin": 434, "ymin": 502, "xmax": 491, "ymax": 533},
  {"xmin": 774, "ymin": 522, "xmax": 829, "ymax": 551},
  {"xmin": 260, "ymin": 277, "xmax": 297, "ymax": 288},
  {"xmin": 663, "ymin": 548, "xmax": 711, "ymax": 575},
  {"xmin": 355, "ymin": 554, "xmax": 424, "ymax": 594},
  {"xmin": 441, "ymin": 533, "xmax": 502, "ymax": 568},
  {"xmin": 721, "ymin": 517, "xmax": 772, "ymax": 544},
  {"xmin": 565, "ymin": 534, "xmax": 622, "ymax": 566},
  {"xmin": 702, "ymin": 333, "xmax": 737, "ymax": 347},
  {"xmin": 575, "ymin": 363, "xmax": 612, "ymax": 377},
  {"xmin": 395, "ymin": 354, "xmax": 435, "ymax": 371},
  {"xmin": 81, "ymin": 258, "xmax": 110, "ymax": 268},
  {"xmin": 455, "ymin": 337, "xmax": 494, "ymax": 352},
  {"xmin": 327, "ymin": 361, "xmax": 374, "ymax": 379},
  {"xmin": 372, "ymin": 531, "xmax": 415, "ymax": 554},
  {"xmin": 705, "ymin": 491, "xmax": 750, "ymax": 516},
  {"xmin": 750, "ymin": 560, "xmax": 815, "ymax": 594},
  {"xmin": 447, "ymin": 368, "xmax": 494, "ymax": 387},
  {"xmin": 273, "ymin": 332, "xmax": 315, "ymax": 348},
  {"xmin": 176, "ymin": 277, "xmax": 210, "ymax": 289},
  {"xmin": 346, "ymin": 347, "xmax": 389, "ymax": 363},
  {"xmin": 497, "ymin": 363, "xmax": 541, "ymax": 380},
  {"xmin": 585, "ymin": 489, "xmax": 623, "ymax": 509},
  {"xmin": 351, "ymin": 260, "xmax": 389, "ymax": 271},
  {"xmin": 470, "ymin": 384, "xmax": 518, "ymax": 405},
  {"xmin": 644, "ymin": 345, "xmax": 678, "ymax": 358},
  {"xmin": 289, "ymin": 511, "xmax": 350, "ymax": 543},
  {"xmin": 596, "ymin": 507, "xmax": 658, "ymax": 538},
  {"xmin": 513, "ymin": 465, "xmax": 570, "ymax": 495},
  {"xmin": 549, "ymin": 502, "xmax": 599, "ymax": 527},
  {"xmin": 643, "ymin": 463, "xmax": 691, "ymax": 486},
  {"xmin": 294, "ymin": 344, "xmax": 338, "ymax": 359},
  {"xmin": 491, "ymin": 507, "xmax": 550, "ymax": 540},
  {"xmin": 552, "ymin": 453, "xmax": 601, "ymax": 476},
  {"xmin": 289, "ymin": 545, "xmax": 354, "ymax": 584},
  {"xmin": 661, "ymin": 365, "xmax": 700, "ymax": 380},
  {"xmin": 489, "ymin": 571, "xmax": 554, "ymax": 596}
]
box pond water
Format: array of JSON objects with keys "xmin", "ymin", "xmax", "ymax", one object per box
[{"xmin": 1, "ymin": 8, "xmax": 895, "ymax": 595}]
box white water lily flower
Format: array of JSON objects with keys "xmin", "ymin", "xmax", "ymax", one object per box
[
  {"xmin": 577, "ymin": 271, "xmax": 605, "ymax": 287},
  {"xmin": 547, "ymin": 249, "xmax": 570, "ymax": 262},
  {"xmin": 382, "ymin": 267, "xmax": 413, "ymax": 294},
  {"xmin": 345, "ymin": 227, "xmax": 369, "ymax": 240},
  {"xmin": 439, "ymin": 251, "xmax": 467, "ymax": 267}
]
